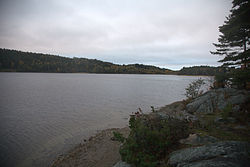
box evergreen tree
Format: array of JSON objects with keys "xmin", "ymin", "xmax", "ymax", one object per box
[{"xmin": 211, "ymin": 0, "xmax": 250, "ymax": 88}]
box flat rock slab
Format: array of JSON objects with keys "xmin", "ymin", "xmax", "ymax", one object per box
[{"xmin": 168, "ymin": 141, "xmax": 250, "ymax": 167}]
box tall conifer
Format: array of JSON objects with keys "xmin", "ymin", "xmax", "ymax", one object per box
[{"xmin": 211, "ymin": 0, "xmax": 250, "ymax": 88}]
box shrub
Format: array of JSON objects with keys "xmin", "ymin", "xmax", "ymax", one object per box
[
  {"xmin": 214, "ymin": 73, "xmax": 229, "ymax": 88},
  {"xmin": 185, "ymin": 78, "xmax": 205, "ymax": 99},
  {"xmin": 112, "ymin": 131, "xmax": 125, "ymax": 143},
  {"xmin": 120, "ymin": 114, "xmax": 189, "ymax": 167},
  {"xmin": 151, "ymin": 106, "xmax": 156, "ymax": 113}
]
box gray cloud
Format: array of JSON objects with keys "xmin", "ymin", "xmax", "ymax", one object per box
[{"xmin": 0, "ymin": 0, "xmax": 231, "ymax": 70}]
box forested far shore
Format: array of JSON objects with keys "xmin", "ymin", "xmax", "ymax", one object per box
[
  {"xmin": 0, "ymin": 48, "xmax": 225, "ymax": 75},
  {"xmin": 178, "ymin": 66, "xmax": 227, "ymax": 76},
  {"xmin": 0, "ymin": 48, "xmax": 174, "ymax": 74}
]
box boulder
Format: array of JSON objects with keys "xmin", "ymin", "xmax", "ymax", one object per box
[
  {"xmin": 186, "ymin": 88, "xmax": 249, "ymax": 114},
  {"xmin": 227, "ymin": 94, "xmax": 248, "ymax": 106},
  {"xmin": 179, "ymin": 152, "xmax": 250, "ymax": 167},
  {"xmin": 179, "ymin": 134, "xmax": 218, "ymax": 146},
  {"xmin": 156, "ymin": 110, "xmax": 197, "ymax": 122},
  {"xmin": 156, "ymin": 101, "xmax": 198, "ymax": 122},
  {"xmin": 186, "ymin": 91, "xmax": 216, "ymax": 113},
  {"xmin": 168, "ymin": 141, "xmax": 250, "ymax": 167}
]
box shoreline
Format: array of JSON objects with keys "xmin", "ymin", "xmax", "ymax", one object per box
[
  {"xmin": 50, "ymin": 87, "xmax": 250, "ymax": 167},
  {"xmin": 51, "ymin": 127, "xmax": 130, "ymax": 167},
  {"xmin": 0, "ymin": 71, "xmax": 214, "ymax": 77}
]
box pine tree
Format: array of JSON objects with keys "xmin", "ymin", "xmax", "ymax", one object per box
[{"xmin": 211, "ymin": 0, "xmax": 250, "ymax": 88}]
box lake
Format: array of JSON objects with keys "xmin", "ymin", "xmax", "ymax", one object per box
[{"xmin": 0, "ymin": 73, "xmax": 211, "ymax": 167}]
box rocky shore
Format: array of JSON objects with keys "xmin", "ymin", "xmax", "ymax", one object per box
[
  {"xmin": 52, "ymin": 88, "xmax": 250, "ymax": 167},
  {"xmin": 51, "ymin": 127, "xmax": 130, "ymax": 167}
]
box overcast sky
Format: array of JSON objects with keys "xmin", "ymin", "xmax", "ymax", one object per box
[{"xmin": 0, "ymin": 0, "xmax": 232, "ymax": 70}]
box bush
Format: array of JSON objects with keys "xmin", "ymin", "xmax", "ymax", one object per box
[
  {"xmin": 185, "ymin": 78, "xmax": 205, "ymax": 99},
  {"xmin": 214, "ymin": 73, "xmax": 229, "ymax": 88},
  {"xmin": 120, "ymin": 114, "xmax": 189, "ymax": 167},
  {"xmin": 112, "ymin": 131, "xmax": 125, "ymax": 143},
  {"xmin": 151, "ymin": 106, "xmax": 156, "ymax": 113}
]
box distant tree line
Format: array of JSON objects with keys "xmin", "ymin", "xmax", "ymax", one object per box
[
  {"xmin": 0, "ymin": 48, "xmax": 174, "ymax": 74},
  {"xmin": 0, "ymin": 48, "xmax": 225, "ymax": 76},
  {"xmin": 178, "ymin": 66, "xmax": 227, "ymax": 76}
]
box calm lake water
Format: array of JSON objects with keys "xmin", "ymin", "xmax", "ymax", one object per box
[{"xmin": 0, "ymin": 73, "xmax": 211, "ymax": 167}]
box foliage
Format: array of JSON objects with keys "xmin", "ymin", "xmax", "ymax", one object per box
[
  {"xmin": 178, "ymin": 66, "xmax": 227, "ymax": 76},
  {"xmin": 150, "ymin": 106, "xmax": 156, "ymax": 113},
  {"xmin": 211, "ymin": 0, "xmax": 250, "ymax": 88},
  {"xmin": 0, "ymin": 48, "xmax": 174, "ymax": 74},
  {"xmin": 185, "ymin": 78, "xmax": 205, "ymax": 99},
  {"xmin": 0, "ymin": 48, "xmax": 230, "ymax": 76},
  {"xmin": 120, "ymin": 113, "xmax": 189, "ymax": 167},
  {"xmin": 214, "ymin": 72, "xmax": 230, "ymax": 88},
  {"xmin": 112, "ymin": 131, "xmax": 125, "ymax": 143},
  {"xmin": 211, "ymin": 0, "xmax": 250, "ymax": 66},
  {"xmin": 231, "ymin": 68, "xmax": 250, "ymax": 89}
]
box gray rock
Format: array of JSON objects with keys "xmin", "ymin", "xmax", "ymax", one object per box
[
  {"xmin": 180, "ymin": 152, "xmax": 250, "ymax": 167},
  {"xmin": 179, "ymin": 134, "xmax": 218, "ymax": 146},
  {"xmin": 214, "ymin": 117, "xmax": 224, "ymax": 123},
  {"xmin": 168, "ymin": 141, "xmax": 250, "ymax": 167},
  {"xmin": 156, "ymin": 101, "xmax": 198, "ymax": 122},
  {"xmin": 217, "ymin": 92, "xmax": 227, "ymax": 110},
  {"xmin": 156, "ymin": 110, "xmax": 197, "ymax": 122},
  {"xmin": 113, "ymin": 161, "xmax": 132, "ymax": 167},
  {"xmin": 181, "ymin": 111, "xmax": 198, "ymax": 122},
  {"xmin": 186, "ymin": 88, "xmax": 249, "ymax": 114},
  {"xmin": 186, "ymin": 91, "xmax": 217, "ymax": 114},
  {"xmin": 156, "ymin": 112, "xmax": 169, "ymax": 119},
  {"xmin": 228, "ymin": 94, "xmax": 248, "ymax": 105}
]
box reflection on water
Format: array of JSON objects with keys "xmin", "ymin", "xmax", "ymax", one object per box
[{"xmin": 0, "ymin": 73, "xmax": 210, "ymax": 167}]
